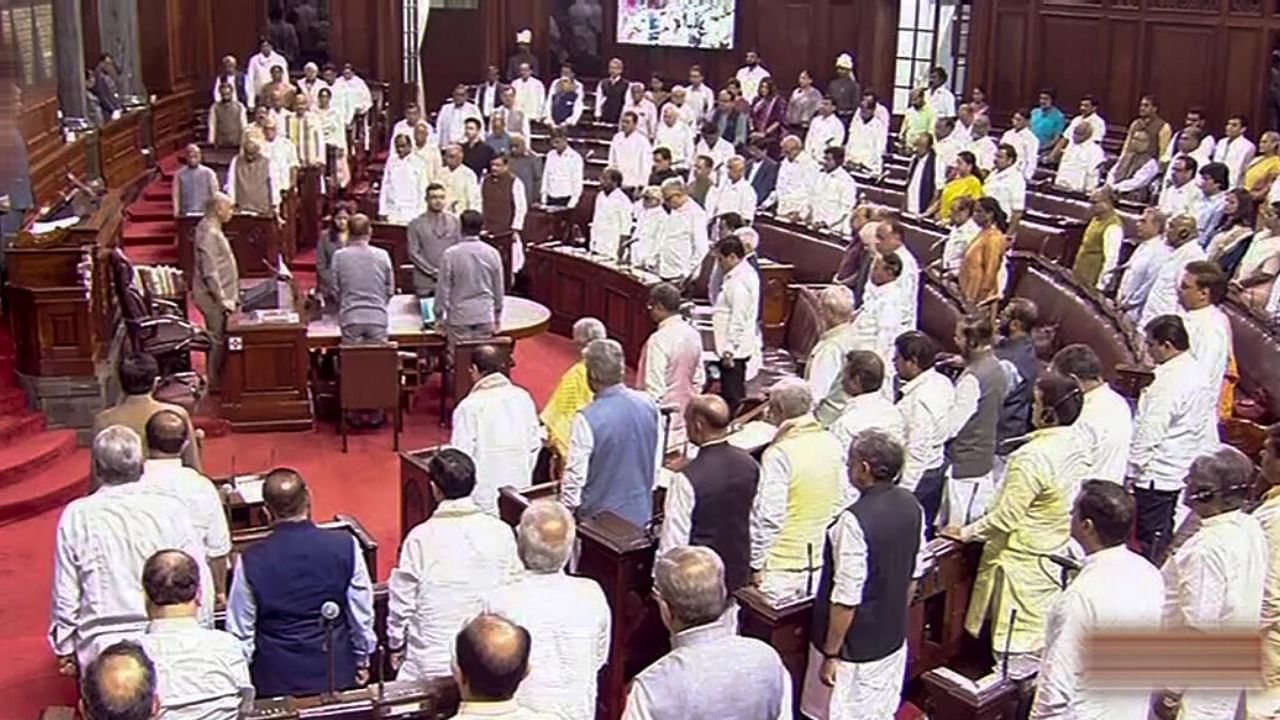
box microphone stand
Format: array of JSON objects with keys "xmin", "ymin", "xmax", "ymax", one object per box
[{"xmin": 322, "ymin": 615, "xmax": 336, "ymax": 699}]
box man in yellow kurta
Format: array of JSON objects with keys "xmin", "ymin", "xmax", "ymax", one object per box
[
  {"xmin": 947, "ymin": 375, "xmax": 1089, "ymax": 673},
  {"xmin": 540, "ymin": 317, "xmax": 607, "ymax": 458}
]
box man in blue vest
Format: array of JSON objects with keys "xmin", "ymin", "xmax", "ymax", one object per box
[
  {"xmin": 226, "ymin": 468, "xmax": 377, "ymax": 697},
  {"xmin": 561, "ymin": 338, "xmax": 662, "ymax": 528}
]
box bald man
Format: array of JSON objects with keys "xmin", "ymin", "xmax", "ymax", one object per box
[
  {"xmin": 706, "ymin": 156, "xmax": 758, "ymax": 225},
  {"xmin": 173, "ymin": 144, "xmax": 219, "ymax": 217},
  {"xmin": 452, "ymin": 614, "xmax": 555, "ymax": 719},
  {"xmin": 141, "ymin": 411, "xmax": 231, "ymax": 603},
  {"xmin": 225, "ymin": 469, "xmax": 376, "ymax": 697},
  {"xmin": 192, "ymin": 192, "xmax": 240, "ymax": 392},
  {"xmin": 81, "ymin": 642, "xmax": 160, "ymax": 720},
  {"xmin": 139, "ymin": 550, "xmax": 252, "ymax": 719},
  {"xmin": 807, "ymin": 286, "xmax": 860, "ymax": 426},
  {"xmin": 658, "ymin": 395, "xmax": 761, "ymax": 591}
]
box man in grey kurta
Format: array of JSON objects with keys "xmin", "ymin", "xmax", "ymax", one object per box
[
  {"xmin": 173, "ymin": 144, "xmax": 220, "ymax": 217},
  {"xmin": 435, "ymin": 210, "xmax": 505, "ymax": 343},
  {"xmin": 405, "ymin": 183, "xmax": 461, "ymax": 296},
  {"xmin": 332, "ymin": 214, "xmax": 394, "ymax": 344}
]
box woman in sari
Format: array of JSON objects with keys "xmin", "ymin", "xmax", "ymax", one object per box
[
  {"xmin": 928, "ymin": 151, "xmax": 984, "ymax": 223},
  {"xmin": 958, "ymin": 196, "xmax": 1009, "ymax": 311},
  {"xmin": 1206, "ymin": 188, "xmax": 1257, "ymax": 276},
  {"xmin": 1244, "ymin": 130, "xmax": 1280, "ymax": 202},
  {"xmin": 749, "ymin": 77, "xmax": 788, "ymax": 149},
  {"xmin": 1232, "ymin": 200, "xmax": 1280, "ymax": 312}
]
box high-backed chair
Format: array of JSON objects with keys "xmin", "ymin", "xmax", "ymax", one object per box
[
  {"xmin": 440, "ymin": 336, "xmax": 514, "ymax": 425},
  {"xmin": 110, "ymin": 248, "xmax": 211, "ymax": 375},
  {"xmin": 339, "ymin": 342, "xmax": 403, "ymax": 451}
]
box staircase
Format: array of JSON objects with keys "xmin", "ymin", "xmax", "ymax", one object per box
[
  {"xmin": 119, "ymin": 154, "xmax": 183, "ymax": 267},
  {"xmin": 0, "ymin": 326, "xmax": 89, "ymax": 527}
]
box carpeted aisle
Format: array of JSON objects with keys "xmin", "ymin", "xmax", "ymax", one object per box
[{"xmin": 0, "ymin": 331, "xmax": 581, "ymax": 717}]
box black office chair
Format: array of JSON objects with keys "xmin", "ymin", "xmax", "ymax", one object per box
[{"xmin": 110, "ymin": 248, "xmax": 211, "ymax": 376}]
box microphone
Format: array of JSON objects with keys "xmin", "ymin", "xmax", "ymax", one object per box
[{"xmin": 321, "ymin": 601, "xmax": 339, "ymax": 697}]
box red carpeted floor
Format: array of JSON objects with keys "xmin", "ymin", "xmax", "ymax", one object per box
[{"xmin": 0, "ymin": 330, "xmax": 583, "ymax": 718}]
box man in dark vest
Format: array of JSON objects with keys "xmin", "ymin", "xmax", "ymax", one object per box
[
  {"xmin": 994, "ymin": 298, "xmax": 1040, "ymax": 458},
  {"xmin": 225, "ymin": 468, "xmax": 376, "ymax": 697},
  {"xmin": 480, "ymin": 155, "xmax": 526, "ymax": 239},
  {"xmin": 805, "ymin": 429, "xmax": 922, "ymax": 719},
  {"xmin": 209, "ymin": 81, "xmax": 248, "ymax": 149},
  {"xmin": 595, "ymin": 58, "xmax": 629, "ymax": 125},
  {"xmin": 944, "ymin": 313, "xmax": 1008, "ymax": 526},
  {"xmin": 656, "ymin": 395, "xmax": 760, "ymax": 591}
]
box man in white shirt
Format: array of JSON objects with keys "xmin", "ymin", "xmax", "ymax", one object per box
[
  {"xmin": 1000, "ymin": 109, "xmax": 1040, "ymax": 181},
  {"xmin": 246, "ymin": 38, "xmax": 288, "ymax": 98},
  {"xmin": 655, "ymin": 105, "xmax": 696, "ymax": 168},
  {"xmin": 609, "ymin": 111, "xmax": 653, "ymax": 193},
  {"xmin": 828, "ymin": 350, "xmax": 906, "ymax": 456},
  {"xmin": 894, "ymin": 332, "xmax": 954, "ymax": 529},
  {"xmin": 967, "ymin": 115, "xmax": 999, "ymax": 172},
  {"xmin": 541, "ymin": 128, "xmax": 584, "ymax": 208},
  {"xmin": 380, "ymin": 134, "xmax": 428, "ymax": 223},
  {"xmin": 50, "ymin": 427, "xmax": 213, "ymax": 673},
  {"xmin": 441, "ymin": 144, "xmax": 483, "ymax": 215},
  {"xmin": 1118, "ymin": 208, "xmax": 1174, "ymax": 324},
  {"xmin": 685, "ymin": 65, "xmax": 716, "ymax": 122},
  {"xmin": 1031, "ymin": 481, "xmax": 1164, "ymax": 720},
  {"xmin": 1159, "ymin": 155, "xmax": 1204, "ymax": 219},
  {"xmin": 510, "ymin": 62, "xmax": 545, "ymax": 120},
  {"xmin": 1127, "ymin": 315, "xmax": 1220, "ymax": 561},
  {"xmin": 261, "ymin": 118, "xmax": 299, "ymax": 204},
  {"xmin": 807, "ymin": 286, "xmax": 860, "ymax": 411},
  {"xmin": 637, "ymin": 282, "xmax": 706, "ymax": 449},
  {"xmin": 942, "ymin": 197, "xmax": 981, "ymax": 274},
  {"xmin": 590, "ymin": 168, "xmax": 633, "ymax": 260},
  {"xmin": 1048, "ymin": 95, "xmax": 1107, "ymax": 163},
  {"xmin": 1213, "ymin": 114, "xmax": 1257, "ymax": 188},
  {"xmin": 707, "ymin": 156, "xmax": 758, "ymax": 225},
  {"xmin": 983, "ymin": 143, "xmax": 1028, "ymax": 233},
  {"xmin": 438, "ymin": 85, "xmax": 483, "ymax": 148},
  {"xmin": 653, "ymin": 179, "xmax": 710, "ymax": 281},
  {"xmin": 713, "ymin": 235, "xmax": 762, "ymax": 414},
  {"xmin": 295, "ymin": 62, "xmax": 330, "ymax": 109},
  {"xmin": 449, "ymin": 614, "xmax": 560, "ymax": 720},
  {"xmin": 1054, "ymin": 121, "xmax": 1106, "ymax": 193},
  {"xmin": 805, "ymin": 97, "xmax": 846, "ymax": 162},
  {"xmin": 388, "ymin": 448, "xmax": 521, "ymax": 681},
  {"xmin": 694, "ymin": 122, "xmax": 736, "ymax": 178},
  {"xmin": 487, "ymin": 501, "xmax": 610, "ymax": 720},
  {"xmin": 389, "ymin": 102, "xmax": 427, "ymax": 150},
  {"xmin": 1166, "ymin": 106, "xmax": 1217, "ymax": 165},
  {"xmin": 1177, "ymin": 260, "xmax": 1233, "ymax": 402},
  {"xmin": 139, "ymin": 550, "xmax": 254, "ymax": 720},
  {"xmin": 451, "ymin": 345, "xmax": 543, "ymax": 515},
  {"xmin": 926, "ymin": 66, "xmax": 957, "ymax": 119},
  {"xmin": 1140, "ymin": 215, "xmax": 1206, "ymax": 329},
  {"xmin": 624, "ymin": 82, "xmax": 659, "ymax": 139},
  {"xmin": 873, "ymin": 219, "xmax": 919, "ymax": 337},
  {"xmin": 1050, "ymin": 345, "xmax": 1133, "ymax": 484},
  {"xmin": 140, "ymin": 412, "xmax": 231, "ymax": 604},
  {"xmin": 1163, "ymin": 128, "xmax": 1213, "ymax": 192},
  {"xmin": 668, "ymin": 85, "xmax": 700, "ymax": 128},
  {"xmin": 736, "ymin": 50, "xmax": 771, "ymax": 103},
  {"xmin": 846, "ymin": 102, "xmax": 887, "ymax": 175},
  {"xmin": 333, "ymin": 63, "xmax": 373, "ymax": 129},
  {"xmin": 934, "ymin": 118, "xmax": 966, "ymax": 175},
  {"xmin": 811, "ymin": 146, "xmax": 859, "ymax": 231},
  {"xmin": 769, "ymin": 135, "xmax": 818, "ymax": 221},
  {"xmin": 1157, "ymin": 447, "xmax": 1267, "ymax": 720}
]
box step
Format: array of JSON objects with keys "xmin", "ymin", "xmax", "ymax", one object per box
[
  {"xmin": 142, "ymin": 183, "xmax": 173, "ymax": 202},
  {"xmin": 0, "ymin": 387, "xmax": 28, "ymax": 415},
  {"xmin": 292, "ymin": 247, "xmax": 317, "ymax": 271},
  {"xmin": 0, "ymin": 429, "xmax": 77, "ymax": 490},
  {"xmin": 0, "ymin": 354, "xmax": 17, "ymax": 388},
  {"xmin": 122, "ymin": 244, "xmax": 179, "ymax": 267},
  {"xmin": 0, "ymin": 412, "xmax": 46, "ymax": 445},
  {"xmin": 122, "ymin": 220, "xmax": 178, "ymax": 246},
  {"xmin": 126, "ymin": 200, "xmax": 176, "ymax": 222},
  {"xmin": 0, "ymin": 450, "xmax": 90, "ymax": 527}
]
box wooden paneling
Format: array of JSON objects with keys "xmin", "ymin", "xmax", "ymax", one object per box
[
  {"xmin": 98, "ymin": 110, "xmax": 147, "ymax": 189},
  {"xmin": 1145, "ymin": 23, "xmax": 1215, "ymax": 120},
  {"xmin": 151, "ymin": 89, "xmax": 195, "ymax": 158},
  {"xmin": 992, "ymin": 10, "xmax": 1029, "ymax": 107},
  {"xmin": 1222, "ymin": 25, "xmax": 1266, "ymax": 121},
  {"xmin": 1037, "ymin": 14, "xmax": 1104, "ymax": 106},
  {"xmin": 1105, "ymin": 18, "xmax": 1139, "ymax": 120},
  {"xmin": 210, "ymin": 0, "xmax": 266, "ymax": 65},
  {"xmin": 422, "ymin": 9, "xmax": 486, "ymax": 112}
]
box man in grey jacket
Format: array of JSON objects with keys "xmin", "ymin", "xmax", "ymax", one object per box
[
  {"xmin": 405, "ymin": 184, "xmax": 461, "ymax": 297},
  {"xmin": 333, "ymin": 213, "xmax": 394, "ymax": 344},
  {"xmin": 435, "ymin": 210, "xmax": 504, "ymax": 343}
]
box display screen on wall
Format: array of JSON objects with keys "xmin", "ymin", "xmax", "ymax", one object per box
[{"xmin": 616, "ymin": 0, "xmax": 735, "ymax": 50}]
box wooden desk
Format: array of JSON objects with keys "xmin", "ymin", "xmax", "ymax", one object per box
[
  {"xmin": 222, "ymin": 314, "xmax": 313, "ymax": 432},
  {"xmin": 99, "ymin": 111, "xmax": 148, "ymax": 189},
  {"xmin": 305, "ymin": 295, "xmax": 550, "ymax": 349},
  {"xmin": 371, "ymin": 222, "xmax": 518, "ymax": 293},
  {"xmin": 525, "ymin": 243, "xmax": 658, "ymax": 366},
  {"xmin": 246, "ymin": 678, "xmax": 459, "ymax": 719}
]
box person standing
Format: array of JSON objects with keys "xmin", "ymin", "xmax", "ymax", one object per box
[
  {"xmin": 1177, "ymin": 260, "xmax": 1233, "ymax": 414},
  {"xmin": 435, "ymin": 210, "xmax": 505, "ymax": 343},
  {"xmin": 1073, "ymin": 187, "xmax": 1125, "ymax": 291},
  {"xmin": 225, "ymin": 137, "xmax": 275, "ymax": 215},
  {"xmin": 636, "ymin": 282, "xmax": 705, "ymax": 448},
  {"xmin": 807, "ymin": 286, "xmax": 860, "ymax": 423},
  {"xmin": 653, "ymin": 180, "xmax": 710, "ymax": 282},
  {"xmin": 735, "ymin": 50, "xmax": 772, "ymax": 104},
  {"xmin": 1050, "ymin": 345, "xmax": 1133, "ymax": 485},
  {"xmin": 894, "ymin": 332, "xmax": 954, "ymax": 533},
  {"xmin": 92, "ymin": 353, "xmax": 203, "ymax": 472},
  {"xmin": 1140, "ymin": 214, "xmax": 1206, "ymax": 330},
  {"xmin": 380, "ymin": 135, "xmax": 428, "ymax": 224},
  {"xmin": 332, "ymin": 214, "xmax": 394, "ymax": 344},
  {"xmin": 449, "ymin": 614, "xmax": 558, "ymax": 720},
  {"xmin": 804, "ymin": 430, "xmax": 923, "ymax": 720},
  {"xmin": 540, "ymin": 318, "xmax": 606, "ymax": 459},
  {"xmin": 591, "ymin": 169, "xmax": 633, "ymax": 260},
  {"xmin": 191, "ymin": 193, "xmax": 239, "ymax": 393},
  {"xmin": 388, "ymin": 450, "xmax": 521, "ymax": 681},
  {"xmin": 657, "ymin": 395, "xmax": 760, "ymax": 591},
  {"xmin": 994, "ymin": 299, "xmax": 1040, "ymax": 457},
  {"xmin": 479, "ymin": 156, "xmax": 528, "ymax": 263},
  {"xmin": 173, "ymin": 144, "xmax": 219, "ymax": 217},
  {"xmin": 226, "ymin": 469, "xmax": 375, "ymax": 697},
  {"xmin": 623, "ymin": 547, "xmax": 792, "ymax": 720},
  {"xmin": 828, "ymin": 351, "xmax": 906, "ymax": 454},
  {"xmin": 406, "ymin": 184, "xmax": 461, "ymax": 297},
  {"xmin": 608, "ymin": 112, "xmax": 654, "ymax": 195},
  {"xmin": 1254, "ymin": 424, "xmax": 1280, "ymax": 714},
  {"xmin": 595, "ymin": 58, "xmax": 630, "ymax": 125},
  {"xmin": 712, "ymin": 235, "xmax": 761, "ymax": 415},
  {"xmin": 486, "ymin": 502, "xmax": 611, "ymax": 720},
  {"xmin": 1118, "ymin": 208, "xmax": 1174, "ymax": 324},
  {"xmin": 541, "ymin": 129, "xmax": 584, "ymax": 209},
  {"xmin": 561, "ymin": 339, "xmax": 662, "ymax": 528},
  {"xmin": 1029, "ymin": 481, "xmax": 1164, "ymax": 720}
]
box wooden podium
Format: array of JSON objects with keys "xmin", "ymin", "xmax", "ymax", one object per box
[
  {"xmin": 177, "ymin": 212, "xmax": 287, "ymax": 279},
  {"xmin": 221, "ymin": 311, "xmax": 313, "ymax": 432}
]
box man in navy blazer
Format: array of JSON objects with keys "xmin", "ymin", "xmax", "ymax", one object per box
[{"xmin": 745, "ymin": 135, "xmax": 779, "ymax": 210}]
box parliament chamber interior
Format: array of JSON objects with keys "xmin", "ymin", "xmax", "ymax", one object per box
[{"xmin": 5, "ymin": 0, "xmax": 1280, "ymax": 718}]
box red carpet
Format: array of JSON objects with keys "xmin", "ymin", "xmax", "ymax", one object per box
[{"xmin": 0, "ymin": 330, "xmax": 582, "ymax": 718}]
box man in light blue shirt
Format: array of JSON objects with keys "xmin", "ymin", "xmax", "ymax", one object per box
[{"xmin": 1196, "ymin": 162, "xmax": 1229, "ymax": 249}]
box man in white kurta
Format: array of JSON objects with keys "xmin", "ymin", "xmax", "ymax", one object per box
[
  {"xmin": 510, "ymin": 64, "xmax": 546, "ymax": 120},
  {"xmin": 654, "ymin": 181, "xmax": 711, "ymax": 281},
  {"xmin": 441, "ymin": 145, "xmax": 483, "ymax": 215},
  {"xmin": 846, "ymin": 106, "xmax": 887, "ymax": 175},
  {"xmin": 261, "ymin": 120, "xmax": 299, "ymax": 204},
  {"xmin": 707, "ymin": 156, "xmax": 758, "ymax": 224},
  {"xmin": 736, "ymin": 52, "xmax": 771, "ymax": 103},
  {"xmin": 541, "ymin": 132, "xmax": 585, "ymax": 208},
  {"xmin": 1000, "ymin": 111, "xmax": 1041, "ymax": 182},
  {"xmin": 713, "ymin": 238, "xmax": 763, "ymax": 411},
  {"xmin": 487, "ymin": 502, "xmax": 610, "ymax": 720},
  {"xmin": 246, "ymin": 41, "xmax": 288, "ymax": 98},
  {"xmin": 609, "ymin": 113, "xmax": 654, "ymax": 191},
  {"xmin": 1118, "ymin": 220, "xmax": 1173, "ymax": 325},
  {"xmin": 811, "ymin": 147, "xmax": 858, "ymax": 231},
  {"xmin": 50, "ymin": 427, "xmax": 213, "ymax": 670},
  {"xmin": 591, "ymin": 169, "xmax": 634, "ymax": 259},
  {"xmin": 805, "ymin": 99, "xmax": 846, "ymax": 162},
  {"xmin": 1140, "ymin": 217, "xmax": 1207, "ymax": 329},
  {"xmin": 623, "ymin": 83, "xmax": 659, "ymax": 140},
  {"xmin": 333, "ymin": 65, "xmax": 373, "ymax": 128},
  {"xmin": 895, "ymin": 333, "xmax": 955, "ymax": 496},
  {"xmin": 451, "ymin": 347, "xmax": 543, "ymax": 515},
  {"xmin": 637, "ymin": 283, "xmax": 706, "ymax": 449},
  {"xmin": 770, "ymin": 136, "xmax": 818, "ymax": 220},
  {"xmin": 387, "ymin": 448, "xmax": 521, "ymax": 681},
  {"xmin": 437, "ymin": 87, "xmax": 483, "ymax": 148},
  {"xmin": 1055, "ymin": 122, "xmax": 1106, "ymax": 193},
  {"xmin": 1159, "ymin": 156, "xmax": 1205, "ymax": 219},
  {"xmin": 1176, "ymin": 263, "xmax": 1232, "ymax": 400},
  {"xmin": 1030, "ymin": 481, "xmax": 1164, "ymax": 720},
  {"xmin": 1050, "ymin": 345, "xmax": 1133, "ymax": 484},
  {"xmin": 380, "ymin": 136, "xmax": 428, "ymax": 224},
  {"xmin": 807, "ymin": 286, "xmax": 860, "ymax": 406},
  {"xmin": 828, "ymin": 351, "xmax": 907, "ymax": 456},
  {"xmin": 1212, "ymin": 116, "xmax": 1257, "ymax": 189},
  {"xmin": 655, "ymin": 106, "xmax": 696, "ymax": 168}
]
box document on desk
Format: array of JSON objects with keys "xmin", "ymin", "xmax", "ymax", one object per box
[
  {"xmin": 235, "ymin": 476, "xmax": 265, "ymax": 504},
  {"xmin": 419, "ymin": 297, "xmax": 435, "ymax": 326}
]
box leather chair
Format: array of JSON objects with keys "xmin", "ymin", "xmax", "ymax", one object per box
[
  {"xmin": 339, "ymin": 342, "xmax": 403, "ymax": 451},
  {"xmin": 110, "ymin": 248, "xmax": 212, "ymax": 375},
  {"xmin": 440, "ymin": 336, "xmax": 514, "ymax": 425},
  {"xmin": 1222, "ymin": 300, "xmax": 1280, "ymax": 421}
]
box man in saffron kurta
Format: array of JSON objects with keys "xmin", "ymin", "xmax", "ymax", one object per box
[{"xmin": 540, "ymin": 318, "xmax": 606, "ymax": 459}]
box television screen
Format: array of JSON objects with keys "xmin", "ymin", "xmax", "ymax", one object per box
[{"xmin": 616, "ymin": 0, "xmax": 736, "ymax": 50}]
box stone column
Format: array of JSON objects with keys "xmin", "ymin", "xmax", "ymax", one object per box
[
  {"xmin": 96, "ymin": 0, "xmax": 144, "ymax": 96},
  {"xmin": 52, "ymin": 0, "xmax": 87, "ymax": 118}
]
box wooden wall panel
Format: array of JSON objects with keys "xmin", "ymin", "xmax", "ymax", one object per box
[
  {"xmin": 1037, "ymin": 14, "xmax": 1104, "ymax": 108},
  {"xmin": 1104, "ymin": 19, "xmax": 1139, "ymax": 120},
  {"xmin": 756, "ymin": 2, "xmax": 815, "ymax": 95},
  {"xmin": 1144, "ymin": 23, "xmax": 1215, "ymax": 122},
  {"xmin": 1221, "ymin": 25, "xmax": 1265, "ymax": 122},
  {"xmin": 992, "ymin": 11, "xmax": 1029, "ymax": 108},
  {"xmin": 210, "ymin": 0, "xmax": 266, "ymax": 66}
]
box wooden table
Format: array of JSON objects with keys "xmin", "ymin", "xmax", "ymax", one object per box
[{"xmin": 305, "ymin": 295, "xmax": 550, "ymax": 349}]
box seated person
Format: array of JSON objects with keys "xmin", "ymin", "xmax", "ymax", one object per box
[
  {"xmin": 172, "ymin": 144, "xmax": 219, "ymax": 217},
  {"xmin": 388, "ymin": 449, "xmax": 520, "ymax": 680},
  {"xmin": 93, "ymin": 353, "xmax": 202, "ymax": 473},
  {"xmin": 540, "ymin": 318, "xmax": 606, "ymax": 458},
  {"xmin": 139, "ymin": 550, "xmax": 253, "ymax": 719}
]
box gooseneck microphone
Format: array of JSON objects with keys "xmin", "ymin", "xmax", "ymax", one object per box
[{"xmin": 320, "ymin": 600, "xmax": 340, "ymax": 697}]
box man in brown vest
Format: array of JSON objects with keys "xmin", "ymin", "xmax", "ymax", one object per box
[
  {"xmin": 480, "ymin": 156, "xmax": 527, "ymax": 249},
  {"xmin": 226, "ymin": 136, "xmax": 275, "ymax": 216},
  {"xmin": 1072, "ymin": 186, "xmax": 1123, "ymax": 291},
  {"xmin": 208, "ymin": 81, "xmax": 247, "ymax": 149},
  {"xmin": 192, "ymin": 193, "xmax": 241, "ymax": 392}
]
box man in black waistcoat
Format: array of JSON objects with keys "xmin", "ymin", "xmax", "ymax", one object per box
[
  {"xmin": 595, "ymin": 58, "xmax": 629, "ymax": 125},
  {"xmin": 804, "ymin": 429, "xmax": 923, "ymax": 720},
  {"xmin": 655, "ymin": 395, "xmax": 760, "ymax": 591},
  {"xmin": 994, "ymin": 298, "xmax": 1040, "ymax": 458}
]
